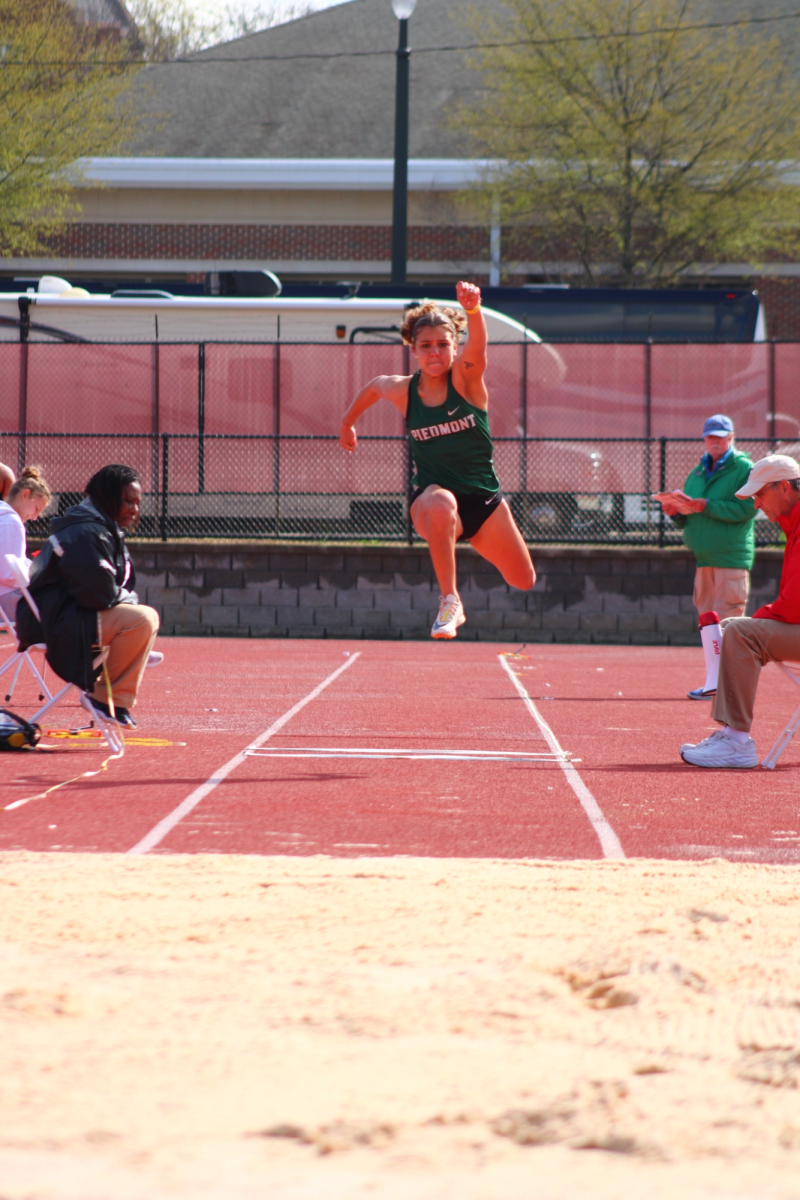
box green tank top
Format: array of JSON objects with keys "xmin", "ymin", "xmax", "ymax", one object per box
[{"xmin": 406, "ymin": 371, "xmax": 499, "ymax": 497}]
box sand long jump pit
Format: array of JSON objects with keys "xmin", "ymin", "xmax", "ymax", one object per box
[{"xmin": 1, "ymin": 852, "xmax": 800, "ymax": 1199}]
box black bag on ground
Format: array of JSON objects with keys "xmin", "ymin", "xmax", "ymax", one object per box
[{"xmin": 0, "ymin": 708, "xmax": 40, "ymax": 750}]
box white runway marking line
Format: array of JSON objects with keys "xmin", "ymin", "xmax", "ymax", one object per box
[
  {"xmin": 127, "ymin": 651, "xmax": 362, "ymax": 855},
  {"xmin": 498, "ymin": 654, "xmax": 625, "ymax": 860},
  {"xmin": 245, "ymin": 746, "xmax": 573, "ymax": 762}
]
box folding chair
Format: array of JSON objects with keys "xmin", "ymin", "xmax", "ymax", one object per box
[
  {"xmin": 2, "ymin": 553, "xmax": 124, "ymax": 754},
  {"xmin": 0, "ymin": 557, "xmax": 50, "ymax": 705},
  {"xmin": 761, "ymin": 660, "xmax": 800, "ymax": 770},
  {"xmin": 0, "ymin": 603, "xmax": 49, "ymax": 705}
]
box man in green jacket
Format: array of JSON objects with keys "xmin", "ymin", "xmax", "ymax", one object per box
[{"xmin": 655, "ymin": 414, "xmax": 756, "ymax": 699}]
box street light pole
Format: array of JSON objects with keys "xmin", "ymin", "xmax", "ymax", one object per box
[{"xmin": 391, "ymin": 0, "xmax": 416, "ymax": 286}]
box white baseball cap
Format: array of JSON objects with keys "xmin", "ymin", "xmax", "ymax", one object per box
[{"xmin": 735, "ymin": 454, "xmax": 800, "ymax": 497}]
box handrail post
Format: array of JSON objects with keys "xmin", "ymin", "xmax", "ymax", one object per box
[
  {"xmin": 17, "ymin": 345, "xmax": 28, "ymax": 475},
  {"xmin": 644, "ymin": 340, "xmax": 652, "ymax": 538},
  {"xmin": 198, "ymin": 342, "xmax": 205, "ymax": 493},
  {"xmin": 768, "ymin": 337, "xmax": 776, "ymax": 447},
  {"xmin": 658, "ymin": 436, "xmax": 667, "ymax": 548},
  {"xmin": 403, "ymin": 343, "xmax": 412, "ymax": 544},
  {"xmin": 520, "ymin": 327, "xmax": 528, "ymax": 535},
  {"xmin": 160, "ymin": 433, "xmax": 169, "ymax": 542},
  {"xmin": 17, "ymin": 297, "xmax": 29, "ymax": 474},
  {"xmin": 273, "ymin": 342, "xmax": 281, "ymax": 535},
  {"xmin": 151, "ymin": 342, "xmax": 160, "ymax": 521}
]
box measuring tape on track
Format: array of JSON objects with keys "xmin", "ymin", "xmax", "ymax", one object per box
[{"xmin": 3, "ymin": 747, "xmax": 124, "ymax": 811}]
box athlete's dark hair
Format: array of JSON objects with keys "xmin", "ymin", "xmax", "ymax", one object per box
[
  {"xmin": 400, "ymin": 300, "xmax": 467, "ymax": 346},
  {"xmin": 85, "ymin": 464, "xmax": 140, "ymax": 521}
]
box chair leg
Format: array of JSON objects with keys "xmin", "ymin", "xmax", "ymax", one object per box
[
  {"xmin": 25, "ymin": 684, "xmax": 124, "ymax": 756},
  {"xmin": 0, "ymin": 648, "xmax": 21, "ymax": 685},
  {"xmin": 79, "ymin": 694, "xmax": 125, "ymax": 755},
  {"xmin": 5, "ymin": 655, "xmax": 24, "ymax": 703},
  {"xmin": 762, "ymin": 699, "xmax": 800, "ymax": 769},
  {"xmin": 30, "ymin": 683, "xmax": 75, "ymax": 726},
  {"xmin": 0, "ymin": 646, "xmax": 53, "ymax": 705},
  {"xmin": 22, "ymin": 651, "xmax": 54, "ymax": 703}
]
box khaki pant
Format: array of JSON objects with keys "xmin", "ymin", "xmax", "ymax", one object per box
[
  {"xmin": 91, "ymin": 603, "xmax": 159, "ymax": 709},
  {"xmin": 693, "ymin": 566, "xmax": 750, "ymax": 620},
  {"xmin": 713, "ymin": 616, "xmax": 800, "ymax": 732}
]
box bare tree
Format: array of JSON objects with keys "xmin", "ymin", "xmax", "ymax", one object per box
[
  {"xmin": 220, "ymin": 2, "xmax": 314, "ymax": 39},
  {"xmin": 461, "ymin": 0, "xmax": 800, "ymax": 285},
  {"xmin": 125, "ymin": 0, "xmax": 313, "ymax": 62}
]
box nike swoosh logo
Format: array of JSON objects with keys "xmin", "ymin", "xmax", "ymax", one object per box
[{"xmin": 447, "ymin": 408, "xmax": 458, "ymax": 416}]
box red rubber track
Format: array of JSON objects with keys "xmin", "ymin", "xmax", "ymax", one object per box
[{"xmin": 1, "ymin": 637, "xmax": 798, "ymax": 862}]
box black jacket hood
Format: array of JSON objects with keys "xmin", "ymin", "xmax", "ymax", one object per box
[{"xmin": 50, "ymin": 497, "xmax": 120, "ymax": 537}]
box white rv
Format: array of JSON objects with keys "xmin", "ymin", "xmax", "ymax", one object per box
[{"xmin": 0, "ymin": 275, "xmax": 548, "ymax": 346}]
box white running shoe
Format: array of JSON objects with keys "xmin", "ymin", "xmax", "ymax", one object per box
[
  {"xmin": 146, "ymin": 651, "xmax": 164, "ymax": 668},
  {"xmin": 680, "ymin": 729, "xmax": 758, "ymax": 769},
  {"xmin": 431, "ymin": 594, "xmax": 466, "ymax": 639}
]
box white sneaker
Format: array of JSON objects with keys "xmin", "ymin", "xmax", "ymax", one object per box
[
  {"xmin": 146, "ymin": 651, "xmax": 164, "ymax": 668},
  {"xmin": 680, "ymin": 729, "xmax": 758, "ymax": 769},
  {"xmin": 431, "ymin": 594, "xmax": 466, "ymax": 639}
]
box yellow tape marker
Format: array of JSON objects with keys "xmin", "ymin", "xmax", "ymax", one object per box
[
  {"xmin": 118, "ymin": 737, "xmax": 175, "ymax": 747},
  {"xmin": 45, "ymin": 729, "xmax": 104, "ymax": 740},
  {"xmin": 44, "ymin": 730, "xmax": 175, "ymax": 748}
]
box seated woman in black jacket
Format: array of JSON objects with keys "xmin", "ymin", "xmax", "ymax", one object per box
[{"xmin": 17, "ymin": 464, "xmax": 159, "ymax": 729}]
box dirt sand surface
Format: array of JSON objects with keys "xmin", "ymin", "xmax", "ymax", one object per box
[{"xmin": 2, "ymin": 851, "xmax": 800, "ymax": 1199}]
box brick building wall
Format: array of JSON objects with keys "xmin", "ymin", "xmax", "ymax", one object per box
[
  {"xmin": 116, "ymin": 542, "xmax": 782, "ymax": 644},
  {"xmin": 48, "ymin": 223, "xmax": 489, "ymax": 264},
  {"xmin": 40, "ymin": 222, "xmax": 800, "ymax": 330}
]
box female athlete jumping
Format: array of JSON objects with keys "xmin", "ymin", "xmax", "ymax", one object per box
[{"xmin": 340, "ymin": 281, "xmax": 535, "ymax": 638}]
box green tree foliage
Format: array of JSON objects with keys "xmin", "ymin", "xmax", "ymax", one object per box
[
  {"xmin": 0, "ymin": 0, "xmax": 139, "ymax": 257},
  {"xmin": 462, "ymin": 0, "xmax": 800, "ymax": 284}
]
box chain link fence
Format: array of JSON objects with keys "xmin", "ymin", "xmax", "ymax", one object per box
[
  {"xmin": 5, "ymin": 340, "xmax": 800, "ymax": 442},
  {"xmin": 2, "ymin": 340, "xmax": 797, "ymax": 544},
  {"xmin": 0, "ymin": 431, "xmax": 787, "ymax": 545}
]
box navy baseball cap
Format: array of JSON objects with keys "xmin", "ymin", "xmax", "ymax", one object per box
[{"xmin": 702, "ymin": 414, "xmax": 734, "ymax": 436}]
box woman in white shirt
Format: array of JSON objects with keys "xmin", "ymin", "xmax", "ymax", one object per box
[{"xmin": 0, "ymin": 465, "xmax": 51, "ymax": 622}]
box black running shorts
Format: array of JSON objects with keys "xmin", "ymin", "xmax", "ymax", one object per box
[{"xmin": 410, "ymin": 487, "xmax": 504, "ymax": 541}]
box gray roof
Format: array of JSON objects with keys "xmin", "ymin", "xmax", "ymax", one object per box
[
  {"xmin": 125, "ymin": 0, "xmax": 493, "ymax": 158},
  {"xmin": 123, "ymin": 0, "xmax": 799, "ymax": 160}
]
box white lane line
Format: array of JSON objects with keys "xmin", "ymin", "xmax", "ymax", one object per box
[
  {"xmin": 498, "ymin": 655, "xmax": 625, "ymax": 860},
  {"xmin": 127, "ymin": 652, "xmax": 362, "ymax": 855}
]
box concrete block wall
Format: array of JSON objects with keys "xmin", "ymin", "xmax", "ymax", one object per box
[{"xmin": 123, "ymin": 542, "xmax": 783, "ymax": 644}]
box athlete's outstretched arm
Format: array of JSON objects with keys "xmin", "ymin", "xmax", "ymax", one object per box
[
  {"xmin": 453, "ymin": 281, "xmax": 488, "ymax": 407},
  {"xmin": 339, "ymin": 375, "xmax": 407, "ymax": 452},
  {"xmin": 0, "ymin": 460, "xmax": 14, "ymax": 502}
]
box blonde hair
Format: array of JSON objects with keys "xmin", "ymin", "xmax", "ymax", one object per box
[
  {"xmin": 9, "ymin": 465, "xmax": 51, "ymax": 504},
  {"xmin": 400, "ymin": 300, "xmax": 467, "ymax": 346}
]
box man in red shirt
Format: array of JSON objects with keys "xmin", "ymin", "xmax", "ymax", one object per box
[{"xmin": 681, "ymin": 454, "xmax": 800, "ymax": 768}]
